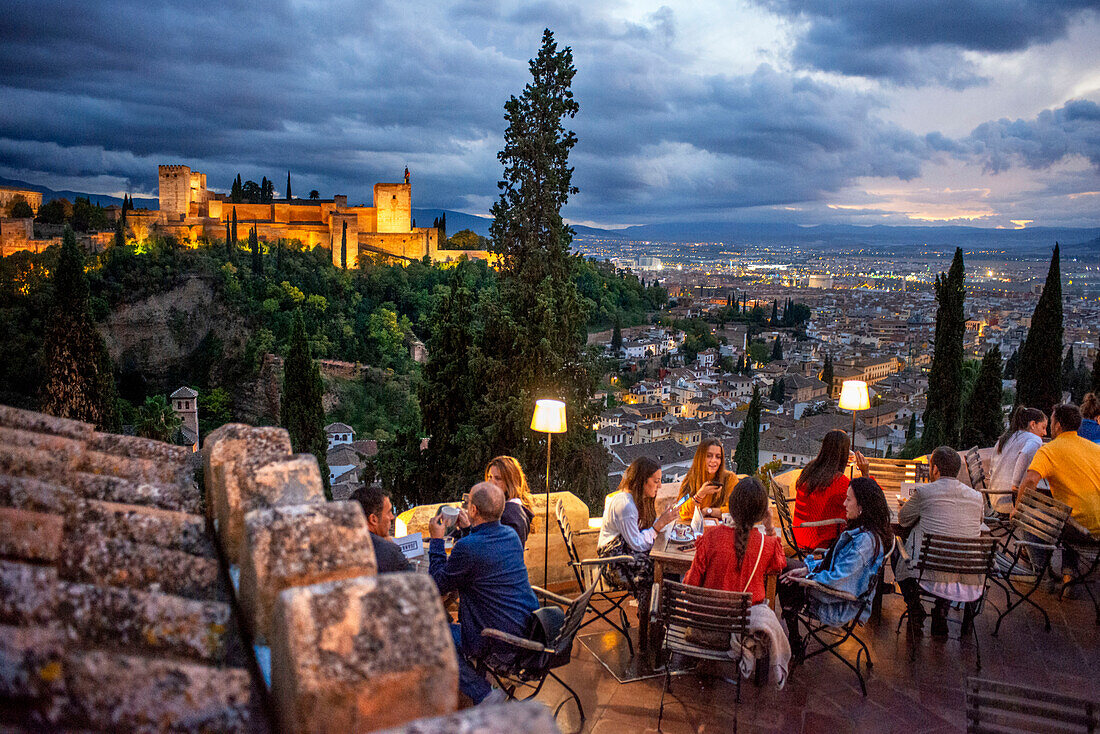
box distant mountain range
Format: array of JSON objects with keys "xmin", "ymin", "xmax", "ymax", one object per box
[
  {"xmin": 4, "ymin": 176, "xmax": 1096, "ymax": 257},
  {"xmin": 0, "ymin": 176, "xmax": 158, "ymax": 210}
]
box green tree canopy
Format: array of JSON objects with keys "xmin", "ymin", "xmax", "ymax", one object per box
[
  {"xmin": 134, "ymin": 395, "xmax": 182, "ymax": 443},
  {"xmin": 961, "ymin": 346, "xmax": 1004, "ymax": 448},
  {"xmin": 734, "ymin": 386, "xmax": 761, "ymax": 474},
  {"xmin": 281, "ymin": 310, "xmax": 329, "ymax": 497},
  {"xmin": 922, "ymin": 247, "xmax": 965, "ymax": 451}
]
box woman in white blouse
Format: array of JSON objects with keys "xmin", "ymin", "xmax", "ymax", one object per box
[
  {"xmin": 597, "ymin": 457, "xmax": 678, "ymax": 597},
  {"xmin": 989, "ymin": 406, "xmax": 1047, "ymax": 513}
]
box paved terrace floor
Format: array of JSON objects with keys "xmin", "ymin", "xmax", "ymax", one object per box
[{"xmin": 529, "ymin": 584, "xmax": 1100, "ymax": 734}]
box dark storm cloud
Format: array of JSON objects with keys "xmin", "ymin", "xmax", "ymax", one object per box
[
  {"xmin": 963, "ymin": 99, "xmax": 1100, "ymax": 172},
  {"xmin": 756, "ymin": 0, "xmax": 1098, "ymax": 87},
  {"xmin": 0, "ymin": 1, "xmax": 1095, "ymax": 225}
]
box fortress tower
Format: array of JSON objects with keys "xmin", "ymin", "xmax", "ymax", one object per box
[
  {"xmin": 374, "ymin": 182, "xmax": 411, "ymax": 233},
  {"xmin": 159, "ymin": 165, "xmax": 192, "ymax": 222},
  {"xmin": 170, "ymin": 386, "xmax": 199, "ymax": 452}
]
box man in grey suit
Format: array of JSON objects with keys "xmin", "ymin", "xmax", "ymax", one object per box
[{"xmin": 894, "ymin": 446, "xmax": 985, "ymax": 637}]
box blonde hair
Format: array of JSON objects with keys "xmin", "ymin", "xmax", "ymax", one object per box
[
  {"xmin": 484, "ymin": 456, "xmax": 534, "ymax": 511},
  {"xmin": 677, "ymin": 437, "xmax": 732, "ymax": 503}
]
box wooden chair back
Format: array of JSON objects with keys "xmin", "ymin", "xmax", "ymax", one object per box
[
  {"xmin": 915, "ymin": 534, "xmax": 997, "ymax": 583},
  {"xmin": 555, "ymin": 499, "xmax": 590, "ymax": 589},
  {"xmin": 767, "ymin": 477, "xmax": 800, "ymax": 556},
  {"xmin": 658, "ymin": 579, "xmax": 752, "ymax": 662},
  {"xmin": 863, "ymin": 457, "xmax": 929, "ymax": 495},
  {"xmin": 966, "ymin": 677, "xmax": 1098, "ymax": 733},
  {"xmin": 1011, "ymin": 488, "xmax": 1071, "ymax": 546},
  {"xmin": 965, "ymin": 447, "xmax": 988, "ymax": 490}
]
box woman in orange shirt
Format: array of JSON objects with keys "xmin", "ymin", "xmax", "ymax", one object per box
[
  {"xmin": 675, "ymin": 438, "xmax": 735, "ymax": 523},
  {"xmin": 792, "ymin": 429, "xmax": 869, "ymax": 551}
]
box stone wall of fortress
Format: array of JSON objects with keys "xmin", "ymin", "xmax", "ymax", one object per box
[{"xmin": 152, "ymin": 164, "xmax": 491, "ymax": 264}]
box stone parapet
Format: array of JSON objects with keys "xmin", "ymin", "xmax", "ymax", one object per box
[
  {"xmin": 271, "ymin": 574, "xmax": 458, "ymax": 733},
  {"xmin": 64, "ymin": 497, "xmax": 216, "ymax": 558},
  {"xmin": 0, "ymin": 404, "xmax": 94, "ymax": 442},
  {"xmin": 0, "ymin": 506, "xmax": 64, "ymax": 563},
  {"xmin": 0, "ymin": 474, "xmax": 78, "ymax": 514},
  {"xmin": 60, "ymin": 530, "xmax": 224, "ymax": 602},
  {"xmin": 376, "ymin": 702, "xmax": 562, "ymax": 734},
  {"xmin": 70, "ymin": 471, "xmax": 203, "ymax": 514},
  {"xmin": 205, "ymin": 425, "xmax": 296, "ymax": 561},
  {"xmin": 239, "ymin": 501, "xmax": 376, "ymax": 640},
  {"xmin": 0, "ymin": 560, "xmax": 58, "ymax": 626}
]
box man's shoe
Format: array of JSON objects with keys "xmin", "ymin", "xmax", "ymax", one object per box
[{"xmin": 479, "ymin": 687, "xmax": 509, "ymax": 706}]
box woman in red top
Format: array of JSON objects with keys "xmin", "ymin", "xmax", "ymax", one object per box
[
  {"xmin": 684, "ymin": 477, "xmax": 786, "ymax": 605},
  {"xmin": 792, "ymin": 430, "xmax": 870, "ymax": 551}
]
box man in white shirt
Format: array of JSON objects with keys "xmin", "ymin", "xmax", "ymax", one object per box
[{"xmin": 894, "ymin": 446, "xmax": 985, "ymax": 637}]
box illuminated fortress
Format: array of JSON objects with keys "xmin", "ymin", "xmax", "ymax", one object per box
[{"xmin": 150, "ymin": 164, "xmax": 489, "ymax": 265}]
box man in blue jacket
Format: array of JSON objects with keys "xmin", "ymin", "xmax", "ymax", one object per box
[{"xmin": 429, "ymin": 481, "xmax": 539, "ymax": 704}]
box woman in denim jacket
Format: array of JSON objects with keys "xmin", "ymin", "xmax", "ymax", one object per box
[{"xmin": 778, "ymin": 477, "xmax": 894, "ymax": 657}]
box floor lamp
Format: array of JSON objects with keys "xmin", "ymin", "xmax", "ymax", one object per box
[
  {"xmin": 531, "ymin": 399, "xmax": 567, "ymax": 589},
  {"xmin": 839, "ymin": 380, "xmax": 869, "ymax": 478}
]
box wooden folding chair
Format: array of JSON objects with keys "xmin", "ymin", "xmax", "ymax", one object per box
[
  {"xmin": 555, "ymin": 499, "xmax": 636, "ymax": 654},
  {"xmin": 966, "ymin": 677, "xmax": 1098, "ymax": 733},
  {"xmin": 966, "ymin": 446, "xmax": 1011, "ymax": 537},
  {"xmin": 1060, "ymin": 518, "xmax": 1100, "ymax": 626},
  {"xmin": 767, "ymin": 477, "xmax": 845, "ymax": 562},
  {"xmin": 654, "ymin": 579, "xmax": 752, "ymax": 732},
  {"xmin": 895, "ymin": 534, "xmax": 997, "ymax": 670},
  {"xmin": 989, "ymin": 488, "xmax": 1071, "ymax": 635}
]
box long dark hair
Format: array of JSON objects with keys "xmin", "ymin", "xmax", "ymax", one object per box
[
  {"xmin": 843, "ymin": 477, "xmax": 893, "ymax": 560},
  {"xmin": 996, "ymin": 406, "xmax": 1046, "ymax": 452},
  {"xmin": 728, "ymin": 477, "xmax": 768, "ymax": 569},
  {"xmin": 677, "ymin": 437, "xmax": 731, "ymax": 501},
  {"xmin": 618, "ymin": 457, "xmax": 660, "ymax": 530},
  {"xmin": 798, "ymin": 429, "xmax": 850, "ymax": 494}
]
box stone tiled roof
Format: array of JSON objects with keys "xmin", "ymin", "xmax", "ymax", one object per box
[
  {"xmin": 0, "ymin": 404, "xmax": 556, "ymax": 734},
  {"xmin": 171, "ymin": 386, "xmax": 199, "ymax": 399},
  {"xmin": 323, "ymin": 422, "xmax": 355, "ymax": 435}
]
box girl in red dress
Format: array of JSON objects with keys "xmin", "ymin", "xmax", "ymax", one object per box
[{"xmin": 792, "ymin": 430, "xmax": 869, "ymax": 552}]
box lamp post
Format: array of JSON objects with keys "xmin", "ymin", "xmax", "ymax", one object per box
[
  {"xmin": 838, "ymin": 380, "xmax": 870, "ymax": 477},
  {"xmin": 531, "ymin": 399, "xmax": 567, "ymax": 589}
]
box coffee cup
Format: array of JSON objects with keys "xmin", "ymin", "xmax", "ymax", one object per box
[{"xmin": 439, "ymin": 505, "xmax": 460, "ymax": 527}]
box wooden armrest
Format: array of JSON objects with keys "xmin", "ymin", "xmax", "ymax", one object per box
[
  {"xmin": 1015, "ymin": 540, "xmax": 1057, "ymax": 552},
  {"xmin": 530, "ymin": 586, "xmax": 572, "ymax": 607},
  {"xmin": 1065, "ymin": 517, "xmax": 1096, "ymax": 540},
  {"xmin": 481, "ymin": 628, "xmax": 550, "ymax": 653},
  {"xmin": 976, "ymin": 488, "xmax": 1015, "ymax": 495},
  {"xmin": 795, "ymin": 518, "xmax": 846, "ymax": 528}
]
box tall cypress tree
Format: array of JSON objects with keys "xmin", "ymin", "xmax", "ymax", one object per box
[
  {"xmin": 734, "ymin": 386, "xmax": 760, "ymax": 474},
  {"xmin": 961, "ymin": 346, "xmax": 1004, "ymax": 448},
  {"xmin": 113, "ymin": 215, "xmax": 125, "ymax": 249},
  {"xmin": 771, "ymin": 300, "xmax": 778, "ymax": 325},
  {"xmin": 922, "ymin": 247, "xmax": 966, "ymax": 451},
  {"xmin": 230, "ymin": 208, "xmax": 238, "ymax": 264},
  {"xmin": 340, "ymin": 221, "xmax": 347, "ymax": 270},
  {"xmin": 1003, "ymin": 349, "xmax": 1018, "ymax": 379},
  {"xmin": 224, "ymin": 218, "xmax": 231, "ymax": 256},
  {"xmin": 821, "ymin": 353, "xmax": 833, "ymax": 396},
  {"xmin": 1016, "ymin": 244, "xmax": 1063, "ymax": 412},
  {"xmin": 38, "ymin": 228, "xmax": 120, "ymax": 430},
  {"xmin": 249, "ymin": 226, "xmax": 261, "ymax": 277},
  {"xmin": 907, "ymin": 413, "xmax": 917, "ymax": 441},
  {"xmin": 281, "ymin": 311, "xmax": 330, "ymax": 497},
  {"xmin": 1092, "ymin": 355, "xmax": 1100, "ymax": 394},
  {"xmin": 456, "ymin": 29, "xmax": 605, "ymax": 507},
  {"xmin": 231, "ymin": 174, "xmax": 243, "ymax": 203},
  {"xmin": 286, "ymin": 170, "xmax": 292, "ymax": 201},
  {"xmin": 1062, "ymin": 346, "xmax": 1075, "ymax": 385},
  {"xmin": 611, "ymin": 319, "xmax": 622, "ymax": 353},
  {"xmin": 771, "ymin": 337, "xmax": 783, "ymax": 361}
]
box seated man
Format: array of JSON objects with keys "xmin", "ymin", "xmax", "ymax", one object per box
[
  {"xmin": 1017, "ymin": 403, "xmax": 1100, "ymax": 573},
  {"xmin": 352, "ymin": 485, "xmax": 411, "ymax": 573},
  {"xmin": 893, "ymin": 446, "xmax": 984, "ymax": 637},
  {"xmin": 429, "ymin": 481, "xmax": 539, "ymax": 705}
]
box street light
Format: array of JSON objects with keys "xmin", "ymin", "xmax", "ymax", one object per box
[
  {"xmin": 839, "ymin": 380, "xmax": 870, "ymax": 477},
  {"xmin": 531, "ymin": 399, "xmax": 567, "ymax": 589}
]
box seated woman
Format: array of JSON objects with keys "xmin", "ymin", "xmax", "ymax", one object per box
[
  {"xmin": 683, "ymin": 476, "xmax": 791, "ymax": 685},
  {"xmin": 988, "ymin": 406, "xmax": 1046, "ymax": 513},
  {"xmin": 792, "ymin": 429, "xmax": 869, "ymax": 552},
  {"xmin": 484, "ymin": 455, "xmax": 536, "ymax": 547},
  {"xmin": 684, "ymin": 477, "xmax": 785, "ymax": 605},
  {"xmin": 597, "ymin": 457, "xmax": 678, "ymax": 597},
  {"xmin": 778, "ymin": 477, "xmax": 893, "ymax": 657},
  {"xmin": 675, "ymin": 438, "xmax": 736, "ymax": 524}
]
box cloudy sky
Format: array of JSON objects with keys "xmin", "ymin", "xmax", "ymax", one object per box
[{"xmin": 2, "ymin": 0, "xmax": 1099, "ymax": 229}]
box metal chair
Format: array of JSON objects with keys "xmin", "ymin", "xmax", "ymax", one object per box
[
  {"xmin": 989, "ymin": 488, "xmax": 1071, "ymax": 635},
  {"xmin": 554, "ymin": 499, "xmax": 636, "ymax": 654},
  {"xmin": 966, "ymin": 677, "xmax": 1098, "ymax": 733},
  {"xmin": 654, "ymin": 579, "xmax": 752, "ymax": 731},
  {"xmin": 1060, "ymin": 518, "xmax": 1100, "ymax": 625},
  {"xmin": 965, "ymin": 446, "xmax": 1011, "ymax": 537},
  {"xmin": 895, "ymin": 534, "xmax": 997, "ymax": 670},
  {"xmin": 787, "ymin": 536, "xmax": 894, "ymax": 696},
  {"xmin": 479, "ymin": 564, "xmax": 613, "ymax": 725},
  {"xmin": 767, "ymin": 477, "xmax": 845, "ymax": 562}
]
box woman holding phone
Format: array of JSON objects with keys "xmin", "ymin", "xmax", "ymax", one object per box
[{"xmin": 675, "ymin": 438, "xmax": 735, "ymax": 523}]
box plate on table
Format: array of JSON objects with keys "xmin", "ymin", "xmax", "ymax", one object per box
[{"xmin": 668, "ymin": 524, "xmax": 698, "ymax": 544}]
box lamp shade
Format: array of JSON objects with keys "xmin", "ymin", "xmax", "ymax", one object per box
[
  {"xmin": 531, "ymin": 399, "xmax": 567, "ymax": 433},
  {"xmin": 838, "ymin": 380, "xmax": 870, "ymax": 411}
]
